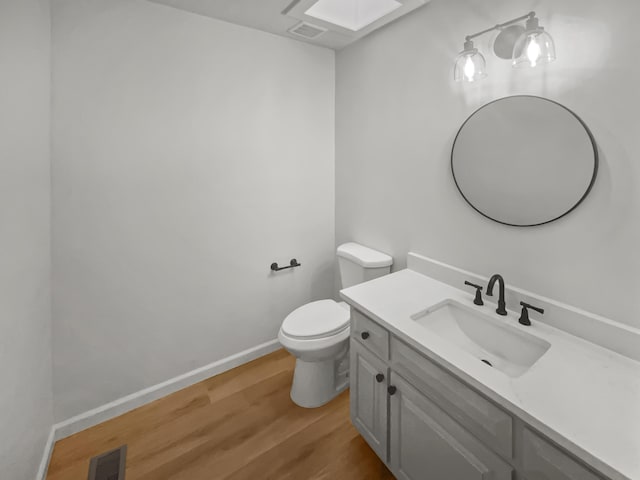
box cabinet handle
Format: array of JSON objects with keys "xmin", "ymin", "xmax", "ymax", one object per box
[
  {"xmin": 361, "ymin": 331, "xmax": 370, "ymax": 340},
  {"xmin": 376, "ymin": 373, "xmax": 385, "ymax": 383},
  {"xmin": 388, "ymin": 385, "xmax": 397, "ymax": 395}
]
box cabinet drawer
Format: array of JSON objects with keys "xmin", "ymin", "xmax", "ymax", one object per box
[
  {"xmin": 522, "ymin": 428, "xmax": 604, "ymax": 480},
  {"xmin": 351, "ymin": 310, "xmax": 389, "ymax": 361},
  {"xmin": 390, "ymin": 337, "xmax": 513, "ymax": 458}
]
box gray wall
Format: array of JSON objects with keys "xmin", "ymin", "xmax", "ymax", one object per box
[
  {"xmin": 0, "ymin": 0, "xmax": 54, "ymax": 478},
  {"xmin": 336, "ymin": 0, "xmax": 640, "ymax": 329},
  {"xmin": 52, "ymin": 0, "xmax": 335, "ymax": 421}
]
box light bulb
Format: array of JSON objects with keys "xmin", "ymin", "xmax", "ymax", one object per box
[
  {"xmin": 464, "ymin": 56, "xmax": 476, "ymax": 81},
  {"xmin": 526, "ymin": 36, "xmax": 542, "ymax": 67}
]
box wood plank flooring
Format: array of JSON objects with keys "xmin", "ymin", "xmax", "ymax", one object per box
[{"xmin": 46, "ymin": 349, "xmax": 394, "ymax": 480}]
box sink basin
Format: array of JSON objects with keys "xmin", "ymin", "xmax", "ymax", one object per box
[{"xmin": 411, "ymin": 299, "xmax": 551, "ymax": 377}]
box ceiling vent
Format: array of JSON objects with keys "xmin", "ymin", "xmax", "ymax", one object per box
[{"xmin": 288, "ymin": 21, "xmax": 327, "ymax": 39}]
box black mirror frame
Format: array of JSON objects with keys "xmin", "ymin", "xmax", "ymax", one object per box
[{"xmin": 451, "ymin": 95, "xmax": 599, "ymax": 227}]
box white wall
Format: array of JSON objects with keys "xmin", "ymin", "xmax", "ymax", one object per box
[
  {"xmin": 52, "ymin": 0, "xmax": 335, "ymax": 421},
  {"xmin": 336, "ymin": 0, "xmax": 640, "ymax": 329},
  {"xmin": 0, "ymin": 0, "xmax": 54, "ymax": 478}
]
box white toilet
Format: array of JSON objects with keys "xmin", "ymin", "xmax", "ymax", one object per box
[{"xmin": 278, "ymin": 242, "xmax": 392, "ymax": 408}]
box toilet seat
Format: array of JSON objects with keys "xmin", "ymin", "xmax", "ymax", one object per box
[
  {"xmin": 281, "ymin": 300, "xmax": 350, "ymax": 340},
  {"xmin": 278, "ymin": 324, "xmax": 350, "ymax": 355}
]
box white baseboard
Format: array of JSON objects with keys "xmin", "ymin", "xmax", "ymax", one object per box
[
  {"xmin": 50, "ymin": 338, "xmax": 281, "ymax": 443},
  {"xmin": 36, "ymin": 426, "xmax": 56, "ymax": 480}
]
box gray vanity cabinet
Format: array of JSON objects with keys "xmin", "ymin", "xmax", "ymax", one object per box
[
  {"xmin": 350, "ymin": 339, "xmax": 389, "ymax": 461},
  {"xmin": 389, "ymin": 373, "xmax": 512, "ymax": 480},
  {"xmin": 349, "ymin": 308, "xmax": 609, "ymax": 480}
]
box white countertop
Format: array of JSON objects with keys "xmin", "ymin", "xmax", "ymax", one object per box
[{"xmin": 341, "ymin": 269, "xmax": 640, "ymax": 480}]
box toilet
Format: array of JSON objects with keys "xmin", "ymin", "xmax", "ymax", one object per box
[{"xmin": 278, "ymin": 242, "xmax": 392, "ymax": 408}]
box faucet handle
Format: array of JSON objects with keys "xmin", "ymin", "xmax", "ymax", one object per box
[
  {"xmin": 519, "ymin": 301, "xmax": 544, "ymax": 326},
  {"xmin": 464, "ymin": 281, "xmax": 484, "ymax": 306}
]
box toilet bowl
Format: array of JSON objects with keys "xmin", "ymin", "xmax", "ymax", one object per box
[
  {"xmin": 278, "ymin": 300, "xmax": 350, "ymax": 408},
  {"xmin": 279, "ymin": 243, "xmax": 393, "ymax": 408}
]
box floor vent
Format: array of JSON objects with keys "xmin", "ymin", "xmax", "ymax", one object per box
[
  {"xmin": 88, "ymin": 445, "xmax": 127, "ymax": 480},
  {"xmin": 288, "ymin": 21, "xmax": 327, "ymax": 39}
]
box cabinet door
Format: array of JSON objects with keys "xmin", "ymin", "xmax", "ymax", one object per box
[
  {"xmin": 522, "ymin": 428, "xmax": 604, "ymax": 480},
  {"xmin": 350, "ymin": 339, "xmax": 389, "ymax": 462},
  {"xmin": 389, "ymin": 373, "xmax": 512, "ymax": 480}
]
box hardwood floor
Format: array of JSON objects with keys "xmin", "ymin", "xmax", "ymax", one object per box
[{"xmin": 46, "ymin": 349, "xmax": 394, "ymax": 479}]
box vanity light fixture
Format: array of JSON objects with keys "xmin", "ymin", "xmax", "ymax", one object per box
[{"xmin": 454, "ymin": 11, "xmax": 556, "ymax": 82}]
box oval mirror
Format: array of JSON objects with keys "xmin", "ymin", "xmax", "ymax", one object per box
[{"xmin": 451, "ymin": 96, "xmax": 598, "ymax": 227}]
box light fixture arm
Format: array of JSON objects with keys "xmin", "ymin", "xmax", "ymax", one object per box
[{"xmin": 465, "ymin": 11, "xmax": 535, "ymax": 42}]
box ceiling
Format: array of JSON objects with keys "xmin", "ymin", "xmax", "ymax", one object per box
[{"xmin": 147, "ymin": 0, "xmax": 430, "ymax": 50}]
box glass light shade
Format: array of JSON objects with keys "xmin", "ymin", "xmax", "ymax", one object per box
[
  {"xmin": 453, "ymin": 48, "xmax": 487, "ymax": 82},
  {"xmin": 512, "ymin": 28, "xmax": 556, "ymax": 68}
]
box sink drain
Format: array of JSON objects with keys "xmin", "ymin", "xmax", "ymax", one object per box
[{"xmin": 481, "ymin": 359, "xmax": 493, "ymax": 367}]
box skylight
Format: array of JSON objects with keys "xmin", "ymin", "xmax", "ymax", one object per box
[{"xmin": 304, "ymin": 0, "xmax": 402, "ymax": 32}]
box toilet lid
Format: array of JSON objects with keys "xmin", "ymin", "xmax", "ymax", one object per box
[{"xmin": 281, "ymin": 300, "xmax": 350, "ymax": 339}]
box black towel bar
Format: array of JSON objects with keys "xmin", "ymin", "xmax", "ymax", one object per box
[{"xmin": 271, "ymin": 259, "xmax": 301, "ymax": 271}]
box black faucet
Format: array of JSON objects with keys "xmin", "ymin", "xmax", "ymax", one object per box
[{"xmin": 486, "ymin": 274, "xmax": 507, "ymax": 316}]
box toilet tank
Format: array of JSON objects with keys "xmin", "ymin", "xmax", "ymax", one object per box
[{"xmin": 337, "ymin": 243, "xmax": 393, "ymax": 289}]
